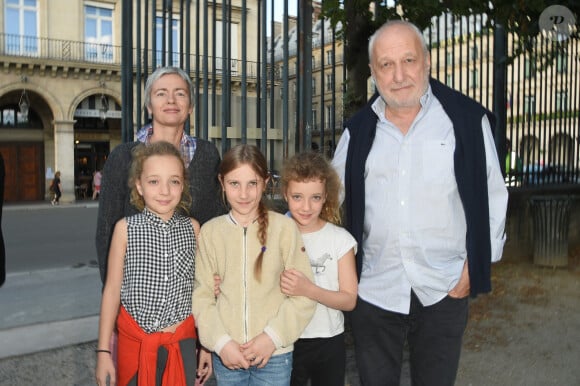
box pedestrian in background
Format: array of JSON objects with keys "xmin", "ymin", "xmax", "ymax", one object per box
[
  {"xmin": 332, "ymin": 20, "xmax": 508, "ymax": 386},
  {"xmin": 92, "ymin": 169, "xmax": 102, "ymax": 200},
  {"xmin": 279, "ymin": 151, "xmax": 358, "ymax": 386},
  {"xmin": 50, "ymin": 171, "xmax": 62, "ymax": 206},
  {"xmin": 192, "ymin": 144, "xmax": 316, "ymax": 386},
  {"xmin": 95, "ymin": 141, "xmax": 212, "ymax": 385}
]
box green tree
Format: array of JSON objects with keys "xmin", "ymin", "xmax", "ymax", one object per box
[{"xmin": 321, "ymin": 0, "xmax": 579, "ymax": 117}]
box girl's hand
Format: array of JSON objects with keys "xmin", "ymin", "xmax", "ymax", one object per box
[
  {"xmin": 219, "ymin": 340, "xmax": 250, "ymax": 370},
  {"xmin": 213, "ymin": 274, "xmax": 222, "ymax": 298},
  {"xmin": 240, "ymin": 333, "xmax": 276, "ymax": 369},
  {"xmin": 196, "ymin": 346, "xmax": 213, "ymax": 384},
  {"xmin": 95, "ymin": 353, "xmax": 116, "ymax": 386},
  {"xmin": 280, "ymin": 269, "xmax": 311, "ymax": 297}
]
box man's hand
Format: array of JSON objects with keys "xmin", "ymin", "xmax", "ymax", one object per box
[{"xmin": 449, "ymin": 260, "xmax": 470, "ymax": 298}]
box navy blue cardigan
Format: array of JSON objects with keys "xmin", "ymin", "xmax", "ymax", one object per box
[{"xmin": 344, "ymin": 78, "xmax": 496, "ymax": 297}]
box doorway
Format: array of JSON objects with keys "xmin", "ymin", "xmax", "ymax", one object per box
[{"xmin": 74, "ymin": 141, "xmax": 109, "ymax": 200}]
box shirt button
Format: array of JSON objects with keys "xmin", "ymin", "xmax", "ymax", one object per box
[
  {"xmin": 401, "ymin": 170, "xmax": 406, "ymax": 176},
  {"xmin": 401, "ymin": 200, "xmax": 405, "ymax": 206}
]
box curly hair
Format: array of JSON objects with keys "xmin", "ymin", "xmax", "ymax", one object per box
[
  {"xmin": 128, "ymin": 141, "xmax": 192, "ymax": 214},
  {"xmin": 281, "ymin": 151, "xmax": 342, "ymax": 225},
  {"xmin": 219, "ymin": 144, "xmax": 269, "ymax": 282}
]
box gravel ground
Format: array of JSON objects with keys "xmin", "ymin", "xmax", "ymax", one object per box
[{"xmin": 1, "ymin": 255, "xmax": 578, "ymax": 386}]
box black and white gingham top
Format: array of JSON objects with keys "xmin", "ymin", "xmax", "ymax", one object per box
[{"xmin": 121, "ymin": 208, "xmax": 196, "ymax": 333}]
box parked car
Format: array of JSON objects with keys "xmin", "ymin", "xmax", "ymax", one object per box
[{"xmin": 522, "ymin": 164, "xmax": 579, "ymax": 186}]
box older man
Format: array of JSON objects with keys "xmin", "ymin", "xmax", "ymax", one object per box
[{"xmin": 332, "ymin": 20, "xmax": 508, "ymax": 386}]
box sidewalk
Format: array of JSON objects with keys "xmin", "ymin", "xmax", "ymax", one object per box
[
  {"xmin": 3, "ymin": 200, "xmax": 99, "ymax": 212},
  {"xmin": 1, "ymin": 242, "xmax": 578, "ymax": 385},
  {"xmin": 0, "ymin": 266, "xmax": 101, "ymax": 359},
  {"xmin": 0, "ymin": 263, "xmax": 362, "ymax": 385}
]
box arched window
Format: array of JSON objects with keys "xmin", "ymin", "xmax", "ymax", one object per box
[{"xmin": 0, "ymin": 105, "xmax": 42, "ymax": 129}]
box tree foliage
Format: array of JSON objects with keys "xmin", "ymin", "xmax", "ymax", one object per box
[{"xmin": 320, "ymin": 0, "xmax": 580, "ymax": 116}]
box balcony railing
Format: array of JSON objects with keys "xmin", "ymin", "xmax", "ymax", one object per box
[
  {"xmin": 0, "ymin": 33, "xmax": 265, "ymax": 79},
  {"xmin": 1, "ymin": 33, "xmax": 120, "ymax": 64}
]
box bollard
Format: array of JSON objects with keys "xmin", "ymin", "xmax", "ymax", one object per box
[{"xmin": 529, "ymin": 195, "xmax": 571, "ymax": 267}]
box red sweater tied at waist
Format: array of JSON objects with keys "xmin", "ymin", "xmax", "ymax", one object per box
[{"xmin": 116, "ymin": 306, "xmax": 197, "ymax": 386}]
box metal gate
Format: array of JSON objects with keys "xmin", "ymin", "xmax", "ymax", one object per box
[{"xmin": 122, "ymin": 1, "xmax": 579, "ymax": 188}]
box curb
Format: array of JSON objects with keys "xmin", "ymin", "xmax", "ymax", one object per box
[
  {"xmin": 0, "ymin": 315, "xmax": 98, "ymax": 360},
  {"xmin": 3, "ymin": 201, "xmax": 99, "ymax": 211}
]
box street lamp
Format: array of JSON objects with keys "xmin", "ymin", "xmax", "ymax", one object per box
[
  {"xmin": 99, "ymin": 93, "xmax": 109, "ymax": 121},
  {"xmin": 18, "ymin": 84, "xmax": 30, "ymax": 121}
]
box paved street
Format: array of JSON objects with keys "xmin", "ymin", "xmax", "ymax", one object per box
[
  {"xmin": 3, "ymin": 202, "xmax": 99, "ymax": 272},
  {"xmin": 0, "ymin": 202, "xmax": 102, "ymax": 359}
]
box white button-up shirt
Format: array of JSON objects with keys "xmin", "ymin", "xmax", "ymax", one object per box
[{"xmin": 332, "ymin": 87, "xmax": 508, "ymax": 314}]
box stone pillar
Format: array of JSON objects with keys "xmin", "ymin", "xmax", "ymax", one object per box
[{"xmin": 53, "ymin": 120, "xmax": 76, "ymax": 203}]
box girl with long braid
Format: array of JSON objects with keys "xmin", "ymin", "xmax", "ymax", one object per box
[{"xmin": 192, "ymin": 144, "xmax": 316, "ymax": 385}]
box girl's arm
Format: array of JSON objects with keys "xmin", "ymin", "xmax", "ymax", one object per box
[
  {"xmin": 192, "ymin": 227, "xmax": 235, "ymax": 360},
  {"xmin": 281, "ymin": 247, "xmax": 358, "ymax": 311},
  {"xmin": 95, "ymin": 219, "xmax": 127, "ymax": 386},
  {"xmin": 261, "ymin": 222, "xmax": 317, "ymax": 349},
  {"xmin": 190, "ymin": 217, "xmax": 216, "ymax": 381},
  {"xmin": 190, "ymin": 218, "xmax": 201, "ymax": 242}
]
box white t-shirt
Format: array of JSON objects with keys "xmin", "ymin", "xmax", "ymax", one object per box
[{"xmin": 299, "ymin": 222, "xmax": 357, "ymax": 339}]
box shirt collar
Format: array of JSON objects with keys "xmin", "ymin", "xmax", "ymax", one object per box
[
  {"xmin": 136, "ymin": 123, "xmax": 197, "ymax": 166},
  {"xmin": 371, "ymin": 85, "xmax": 433, "ymax": 121},
  {"xmin": 227, "ymin": 211, "xmax": 259, "ymax": 227},
  {"xmin": 142, "ymin": 207, "xmax": 178, "ymax": 227}
]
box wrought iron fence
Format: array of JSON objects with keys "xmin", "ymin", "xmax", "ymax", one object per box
[
  {"xmin": 424, "ymin": 14, "xmax": 579, "ymax": 189},
  {"xmin": 3, "ymin": 2, "xmax": 578, "ymax": 190}
]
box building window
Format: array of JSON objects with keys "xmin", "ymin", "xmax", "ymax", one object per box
[
  {"xmin": 524, "ymin": 95, "xmax": 536, "ymax": 116},
  {"xmin": 312, "ymin": 55, "xmax": 316, "ymax": 68},
  {"xmin": 446, "ymin": 73, "xmax": 453, "ymax": 86},
  {"xmin": 326, "ymin": 73, "xmax": 333, "ymax": 91},
  {"xmin": 312, "ymin": 77, "xmax": 317, "ymax": 96},
  {"xmin": 312, "ymin": 109, "xmax": 318, "ymax": 131},
  {"xmin": 0, "ymin": 105, "xmax": 40, "ymax": 128},
  {"xmin": 215, "ymin": 21, "xmax": 239, "ymax": 74},
  {"xmin": 4, "ymin": 0, "xmax": 38, "ymax": 55},
  {"xmin": 556, "ymin": 53, "xmax": 567, "ymax": 73},
  {"xmin": 556, "ymin": 91, "xmax": 567, "ymax": 111},
  {"xmin": 85, "ymin": 4, "xmax": 113, "ymax": 62},
  {"xmin": 470, "ymin": 69, "xmax": 478, "ymax": 88},
  {"xmin": 524, "ymin": 58, "xmax": 535, "ymax": 79},
  {"xmin": 325, "ymin": 105, "xmax": 332, "ymax": 129},
  {"xmin": 326, "ymin": 50, "xmax": 332, "ymax": 64},
  {"xmin": 156, "ymin": 16, "xmax": 180, "ymax": 66},
  {"xmin": 470, "ymin": 44, "xmax": 478, "ymax": 60},
  {"xmin": 446, "ymin": 51, "xmax": 453, "ymax": 66}
]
